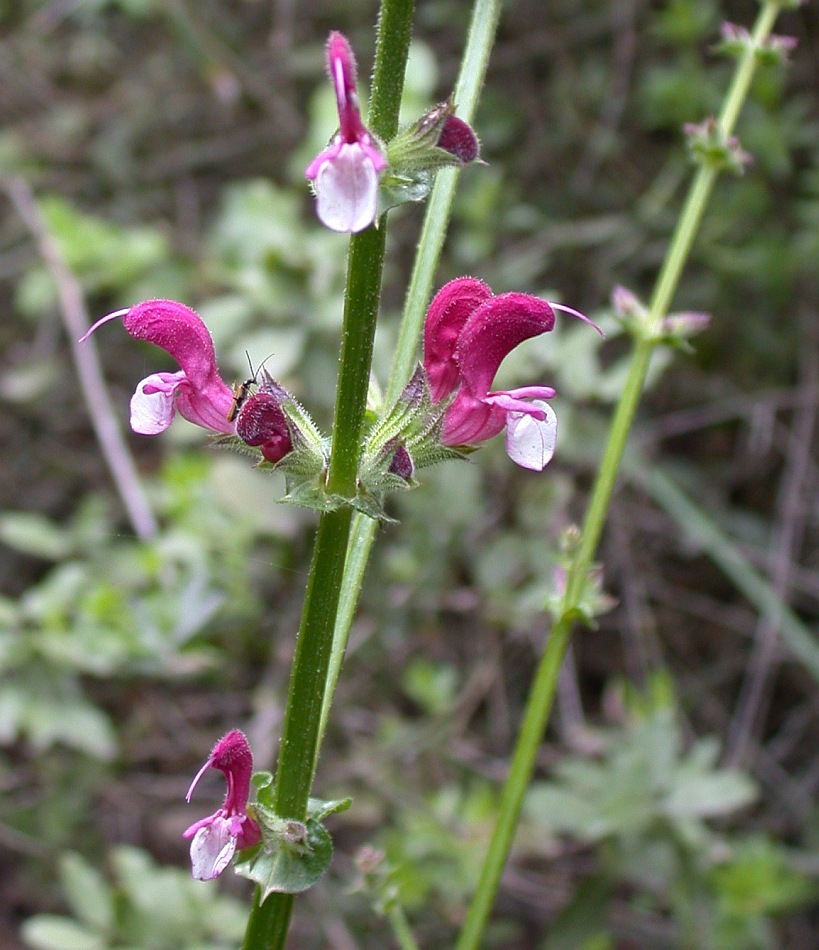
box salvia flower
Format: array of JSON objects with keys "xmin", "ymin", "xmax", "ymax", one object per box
[
  {"xmin": 183, "ymin": 729, "xmax": 262, "ymax": 881},
  {"xmin": 82, "ymin": 299, "xmax": 299, "ymax": 467},
  {"xmin": 305, "ymin": 31, "xmax": 387, "ymax": 233},
  {"xmin": 424, "ymin": 277, "xmax": 599, "ymax": 471},
  {"xmin": 81, "ymin": 299, "xmax": 236, "ymax": 436}
]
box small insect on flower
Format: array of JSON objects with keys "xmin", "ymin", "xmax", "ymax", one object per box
[{"xmin": 226, "ymin": 352, "xmax": 272, "ymax": 423}]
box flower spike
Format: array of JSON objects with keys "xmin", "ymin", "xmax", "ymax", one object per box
[{"xmin": 305, "ymin": 32, "xmax": 387, "ymax": 233}]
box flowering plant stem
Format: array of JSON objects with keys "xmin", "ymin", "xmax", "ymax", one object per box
[
  {"xmin": 456, "ymin": 4, "xmax": 783, "ymax": 948},
  {"xmin": 241, "ymin": 1, "xmax": 414, "ymax": 946},
  {"xmin": 317, "ymin": 0, "xmax": 503, "ymax": 748}
]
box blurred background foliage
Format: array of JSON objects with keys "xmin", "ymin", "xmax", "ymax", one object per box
[{"xmin": 1, "ymin": 0, "xmax": 818, "ymax": 947}]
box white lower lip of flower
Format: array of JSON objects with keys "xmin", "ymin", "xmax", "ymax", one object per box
[
  {"xmin": 130, "ymin": 372, "xmax": 183, "ymax": 434},
  {"xmin": 505, "ymin": 400, "xmax": 558, "ymax": 471},
  {"xmin": 315, "ymin": 144, "xmax": 379, "ymax": 233},
  {"xmin": 189, "ymin": 818, "xmax": 237, "ymax": 881}
]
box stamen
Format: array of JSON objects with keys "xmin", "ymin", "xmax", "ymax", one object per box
[
  {"xmin": 78, "ymin": 308, "xmax": 130, "ymax": 344},
  {"xmin": 185, "ymin": 755, "xmax": 215, "ymax": 803},
  {"xmin": 550, "ymin": 302, "xmax": 605, "ymax": 337}
]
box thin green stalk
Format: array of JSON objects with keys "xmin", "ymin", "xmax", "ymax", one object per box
[
  {"xmin": 456, "ymin": 6, "xmax": 783, "ymax": 948},
  {"xmin": 242, "ymin": 2, "xmax": 414, "ymax": 946},
  {"xmin": 317, "ymin": 0, "xmax": 503, "ymax": 747},
  {"xmin": 387, "ymin": 905, "xmax": 423, "ymax": 950}
]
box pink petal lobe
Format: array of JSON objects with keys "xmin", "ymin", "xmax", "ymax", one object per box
[
  {"xmin": 456, "ymin": 293, "xmax": 555, "ymax": 398},
  {"xmin": 175, "ymin": 385, "xmax": 235, "ymax": 435},
  {"xmin": 306, "ymin": 140, "xmax": 342, "ymax": 180},
  {"xmin": 424, "ymin": 278, "xmax": 493, "ymax": 402},
  {"xmin": 237, "ymin": 814, "xmax": 262, "ymax": 850},
  {"xmin": 442, "ymin": 390, "xmax": 506, "ymax": 446}
]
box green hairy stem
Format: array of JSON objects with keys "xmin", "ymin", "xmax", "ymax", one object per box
[{"xmin": 242, "ymin": 1, "xmax": 415, "ymax": 945}]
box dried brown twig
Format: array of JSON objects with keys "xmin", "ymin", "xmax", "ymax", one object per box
[{"xmin": 3, "ymin": 176, "xmax": 158, "ymax": 541}]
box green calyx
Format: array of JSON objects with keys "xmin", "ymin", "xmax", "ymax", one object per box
[{"xmin": 234, "ymin": 772, "xmax": 352, "ymax": 900}]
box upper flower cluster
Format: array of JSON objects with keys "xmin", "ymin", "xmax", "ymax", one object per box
[
  {"xmin": 423, "ymin": 278, "xmax": 600, "ymax": 471},
  {"xmin": 305, "ymin": 32, "xmax": 479, "ymax": 234}
]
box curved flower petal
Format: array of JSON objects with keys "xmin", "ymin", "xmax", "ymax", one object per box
[
  {"xmin": 314, "ymin": 143, "xmax": 381, "ymax": 233},
  {"xmin": 84, "ymin": 299, "xmax": 235, "ymax": 436},
  {"xmin": 124, "ymin": 299, "xmax": 235, "ymax": 432},
  {"xmin": 455, "ymin": 292, "xmax": 555, "ymax": 398},
  {"xmin": 123, "ymin": 300, "xmax": 226, "ymax": 394},
  {"xmin": 505, "ymin": 400, "xmax": 558, "ymax": 471},
  {"xmin": 130, "ymin": 371, "xmax": 185, "ymax": 435},
  {"xmin": 424, "ymin": 277, "xmax": 492, "ymax": 402}
]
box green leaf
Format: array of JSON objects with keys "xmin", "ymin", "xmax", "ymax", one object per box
[
  {"xmin": 0, "ymin": 511, "xmax": 72, "ymax": 561},
  {"xmin": 60, "ymin": 852, "xmax": 115, "ymax": 933},
  {"xmin": 233, "ymin": 815, "xmax": 333, "ymax": 898},
  {"xmin": 664, "ymin": 770, "xmax": 757, "ymax": 819},
  {"xmin": 20, "ymin": 916, "xmax": 105, "ymax": 950},
  {"xmin": 306, "ymin": 796, "xmax": 352, "ymax": 823}
]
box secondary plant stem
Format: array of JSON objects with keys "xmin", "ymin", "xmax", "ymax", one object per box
[
  {"xmin": 317, "ymin": 0, "xmax": 503, "ymax": 752},
  {"xmin": 456, "ymin": 5, "xmax": 783, "ymax": 947}
]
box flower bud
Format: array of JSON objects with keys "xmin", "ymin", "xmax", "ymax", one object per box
[{"xmin": 236, "ymin": 392, "xmax": 293, "ymax": 464}]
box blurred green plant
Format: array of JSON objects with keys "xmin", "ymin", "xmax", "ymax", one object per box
[
  {"xmin": 520, "ymin": 674, "xmax": 816, "ymax": 949},
  {"xmin": 21, "ymin": 846, "xmax": 247, "ymax": 950}
]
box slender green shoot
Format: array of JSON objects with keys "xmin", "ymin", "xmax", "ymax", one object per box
[{"xmin": 456, "ymin": 6, "xmax": 785, "ymax": 947}]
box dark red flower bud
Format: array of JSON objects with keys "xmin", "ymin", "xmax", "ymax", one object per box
[
  {"xmin": 235, "ymin": 392, "xmax": 293, "ymax": 464},
  {"xmin": 388, "ymin": 444, "xmax": 414, "ymax": 480},
  {"xmin": 437, "ymin": 114, "xmax": 479, "ymax": 165}
]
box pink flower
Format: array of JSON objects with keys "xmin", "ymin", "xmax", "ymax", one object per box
[
  {"xmin": 183, "ymin": 729, "xmax": 262, "ymax": 881},
  {"xmin": 424, "ymin": 278, "xmax": 599, "ymax": 471},
  {"xmin": 81, "ymin": 300, "xmax": 235, "ymax": 436},
  {"xmin": 305, "ymin": 32, "xmax": 387, "ymax": 233}
]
